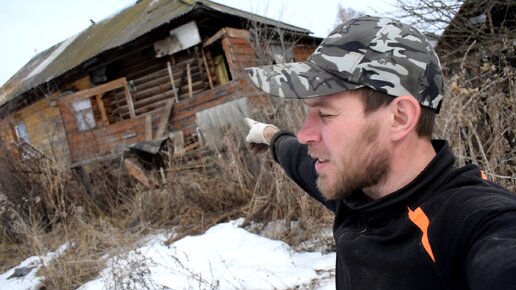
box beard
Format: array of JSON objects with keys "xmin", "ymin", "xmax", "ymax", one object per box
[{"xmin": 310, "ymin": 121, "xmax": 391, "ymax": 200}]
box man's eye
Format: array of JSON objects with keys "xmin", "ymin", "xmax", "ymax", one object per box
[{"xmin": 319, "ymin": 112, "xmax": 333, "ymax": 118}]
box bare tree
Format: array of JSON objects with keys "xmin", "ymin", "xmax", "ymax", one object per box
[
  {"xmin": 246, "ymin": 19, "xmax": 300, "ymax": 66},
  {"xmin": 331, "ymin": 4, "xmax": 366, "ymax": 31},
  {"xmin": 397, "ymin": 0, "xmax": 515, "ymax": 63}
]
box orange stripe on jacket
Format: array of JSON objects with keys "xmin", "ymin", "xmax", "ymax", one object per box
[
  {"xmin": 481, "ymin": 171, "xmax": 488, "ymax": 180},
  {"xmin": 408, "ymin": 207, "xmax": 436, "ymax": 263}
]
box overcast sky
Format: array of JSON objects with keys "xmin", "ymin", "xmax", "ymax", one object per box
[{"xmin": 0, "ymin": 0, "xmax": 397, "ymax": 87}]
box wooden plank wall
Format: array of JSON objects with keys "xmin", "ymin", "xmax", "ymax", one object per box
[
  {"xmin": 60, "ymin": 96, "xmax": 166, "ymax": 163},
  {"xmin": 221, "ymin": 33, "xmax": 260, "ymax": 80},
  {"xmin": 0, "ymin": 98, "xmax": 70, "ymax": 163},
  {"xmin": 0, "ymin": 118, "xmax": 17, "ymax": 153},
  {"xmin": 294, "ymin": 43, "xmax": 316, "ymax": 62}
]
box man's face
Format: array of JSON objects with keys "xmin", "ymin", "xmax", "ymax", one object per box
[{"xmin": 297, "ymin": 91, "xmax": 391, "ymax": 200}]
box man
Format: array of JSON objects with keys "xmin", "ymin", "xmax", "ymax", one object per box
[{"xmin": 243, "ymin": 16, "xmax": 516, "ymax": 289}]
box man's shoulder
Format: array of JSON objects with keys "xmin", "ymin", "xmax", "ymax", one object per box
[{"xmin": 424, "ymin": 163, "xmax": 516, "ymax": 219}]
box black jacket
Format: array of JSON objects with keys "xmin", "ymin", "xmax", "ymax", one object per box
[{"xmin": 270, "ymin": 131, "xmax": 516, "ymax": 290}]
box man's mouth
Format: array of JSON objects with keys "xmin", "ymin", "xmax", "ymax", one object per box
[
  {"xmin": 312, "ymin": 155, "xmax": 330, "ymax": 172},
  {"xmin": 308, "ymin": 147, "xmax": 330, "ymax": 170}
]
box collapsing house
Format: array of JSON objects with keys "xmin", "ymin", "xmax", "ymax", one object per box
[{"xmin": 0, "ymin": 0, "xmax": 320, "ymax": 184}]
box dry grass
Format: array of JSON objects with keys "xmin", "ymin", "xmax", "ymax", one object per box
[{"xmin": 435, "ymin": 65, "xmax": 515, "ymax": 191}]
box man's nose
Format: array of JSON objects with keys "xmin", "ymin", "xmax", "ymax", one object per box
[{"xmin": 297, "ymin": 117, "xmax": 320, "ymax": 145}]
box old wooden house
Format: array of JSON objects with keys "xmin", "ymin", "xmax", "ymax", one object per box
[
  {"xmin": 435, "ymin": 0, "xmax": 515, "ymax": 75},
  {"xmin": 0, "ymin": 0, "xmax": 320, "ymax": 178}
]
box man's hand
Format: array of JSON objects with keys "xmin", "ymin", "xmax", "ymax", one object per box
[{"xmin": 244, "ymin": 118, "xmax": 279, "ymax": 153}]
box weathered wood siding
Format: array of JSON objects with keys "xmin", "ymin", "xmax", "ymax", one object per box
[
  {"xmin": 0, "ymin": 24, "xmax": 318, "ymax": 166},
  {"xmin": 294, "ymin": 44, "xmax": 315, "ymax": 62},
  {"xmin": 221, "ymin": 32, "xmax": 259, "ymax": 80},
  {"xmin": 0, "ymin": 97, "xmax": 69, "ymax": 162},
  {"xmin": 0, "ymin": 118, "xmax": 17, "ymax": 152},
  {"xmin": 59, "ymin": 88, "xmax": 170, "ymax": 164},
  {"xmin": 61, "ymin": 106, "xmax": 167, "ymax": 164}
]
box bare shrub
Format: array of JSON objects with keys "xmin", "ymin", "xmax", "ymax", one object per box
[
  {"xmin": 0, "ymin": 138, "xmax": 139, "ymax": 279},
  {"xmin": 436, "ymin": 66, "xmax": 515, "ymax": 191}
]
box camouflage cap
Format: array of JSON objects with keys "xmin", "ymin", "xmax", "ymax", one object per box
[{"xmin": 245, "ymin": 16, "xmax": 445, "ymax": 112}]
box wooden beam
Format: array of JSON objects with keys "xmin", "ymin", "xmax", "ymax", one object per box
[
  {"xmin": 225, "ymin": 27, "xmax": 250, "ymax": 40},
  {"xmin": 201, "ymin": 48, "xmax": 214, "ymax": 89},
  {"xmin": 203, "ymin": 27, "xmax": 251, "ymax": 48},
  {"xmin": 145, "ymin": 114, "xmax": 152, "ymax": 141},
  {"xmin": 167, "ymin": 61, "xmax": 179, "ymax": 102},
  {"xmin": 203, "ymin": 28, "xmax": 226, "ymax": 47},
  {"xmin": 95, "ymin": 94, "xmax": 109, "ymax": 126},
  {"xmin": 62, "ymin": 77, "xmax": 126, "ymax": 102},
  {"xmin": 186, "ymin": 63, "xmax": 193, "ymax": 98},
  {"xmin": 155, "ymin": 99, "xmax": 175, "ymax": 139},
  {"xmin": 123, "ymin": 78, "xmax": 137, "ymax": 119}
]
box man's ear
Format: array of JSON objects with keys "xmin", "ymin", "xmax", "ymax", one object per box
[{"xmin": 389, "ymin": 96, "xmax": 421, "ymax": 141}]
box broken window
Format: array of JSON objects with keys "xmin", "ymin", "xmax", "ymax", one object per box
[
  {"xmin": 72, "ymin": 98, "xmax": 96, "ymax": 131},
  {"xmin": 15, "ymin": 121, "xmax": 30, "ymax": 143}
]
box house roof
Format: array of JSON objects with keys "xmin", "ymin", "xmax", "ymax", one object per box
[{"xmin": 0, "ymin": 0, "xmax": 312, "ymax": 108}]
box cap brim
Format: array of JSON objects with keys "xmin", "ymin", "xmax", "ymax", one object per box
[{"xmin": 245, "ymin": 61, "xmax": 362, "ymax": 99}]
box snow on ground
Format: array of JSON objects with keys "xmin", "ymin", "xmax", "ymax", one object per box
[
  {"xmin": 0, "ymin": 243, "xmax": 69, "ymax": 290},
  {"xmin": 1, "ymin": 219, "xmax": 336, "ymax": 290}
]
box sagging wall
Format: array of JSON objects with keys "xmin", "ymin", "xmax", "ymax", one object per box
[
  {"xmin": 53, "ymin": 26, "xmax": 232, "ymax": 163},
  {"xmin": 0, "ymin": 25, "xmax": 318, "ymax": 166},
  {"xmin": 58, "ymin": 26, "xmax": 317, "ymax": 160},
  {"xmin": 57, "ymin": 76, "xmax": 174, "ymax": 165},
  {"xmin": 0, "ymin": 95, "xmax": 70, "ymax": 163}
]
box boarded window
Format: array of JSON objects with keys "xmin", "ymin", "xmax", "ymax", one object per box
[
  {"xmin": 72, "ymin": 99, "xmax": 96, "ymax": 131},
  {"xmin": 15, "ymin": 121, "xmax": 30, "ymax": 143}
]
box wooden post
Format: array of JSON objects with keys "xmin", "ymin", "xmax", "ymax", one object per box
[
  {"xmin": 123, "ymin": 78, "xmax": 136, "ymax": 119},
  {"xmin": 155, "ymin": 99, "xmax": 175, "ymax": 139},
  {"xmin": 186, "ymin": 63, "xmax": 193, "ymax": 98},
  {"xmin": 95, "ymin": 94, "xmax": 109, "ymax": 126},
  {"xmin": 167, "ymin": 62, "xmax": 179, "ymax": 102},
  {"xmin": 169, "ymin": 131, "xmax": 185, "ymax": 156},
  {"xmin": 145, "ymin": 114, "xmax": 152, "ymax": 141},
  {"xmin": 201, "ymin": 48, "xmax": 214, "ymax": 89}
]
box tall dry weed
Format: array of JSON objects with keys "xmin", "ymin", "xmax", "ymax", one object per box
[
  {"xmin": 436, "ymin": 65, "xmax": 515, "ymax": 191},
  {"xmin": 40, "ymin": 207, "xmax": 141, "ymax": 290}
]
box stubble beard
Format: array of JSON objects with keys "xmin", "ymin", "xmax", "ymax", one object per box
[{"xmin": 313, "ymin": 122, "xmax": 391, "ymax": 200}]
